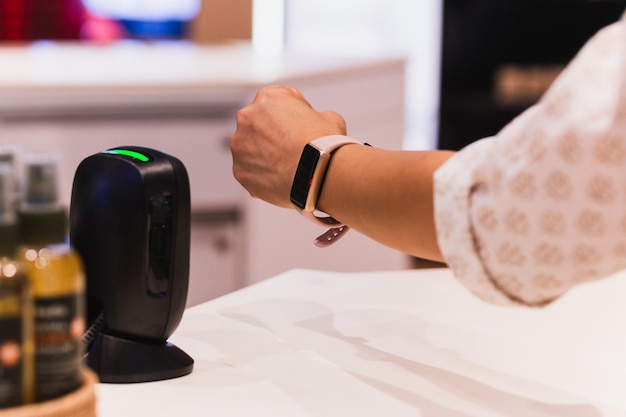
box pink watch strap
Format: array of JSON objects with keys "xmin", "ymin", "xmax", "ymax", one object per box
[
  {"xmin": 301, "ymin": 135, "xmax": 362, "ymax": 247},
  {"xmin": 310, "ymin": 134, "xmax": 362, "ymax": 152},
  {"xmin": 299, "ymin": 210, "xmax": 350, "ymax": 247},
  {"xmin": 314, "ymin": 225, "xmax": 350, "ymax": 248}
]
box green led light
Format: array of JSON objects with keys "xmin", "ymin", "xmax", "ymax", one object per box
[{"xmin": 103, "ymin": 149, "xmax": 150, "ymax": 162}]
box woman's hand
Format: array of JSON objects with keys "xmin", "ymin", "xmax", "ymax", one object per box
[
  {"xmin": 231, "ymin": 85, "xmax": 452, "ymax": 261},
  {"xmin": 230, "ymin": 86, "xmax": 347, "ymax": 208}
]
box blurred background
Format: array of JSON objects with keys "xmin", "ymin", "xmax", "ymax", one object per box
[
  {"xmin": 1, "ymin": 0, "xmax": 624, "ymax": 300},
  {"xmin": 1, "ymin": 0, "xmax": 623, "ymax": 150},
  {"xmin": 0, "ymin": 0, "xmax": 442, "ymax": 149}
]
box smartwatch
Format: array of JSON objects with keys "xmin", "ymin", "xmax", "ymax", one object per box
[{"xmin": 290, "ymin": 135, "xmax": 362, "ymax": 247}]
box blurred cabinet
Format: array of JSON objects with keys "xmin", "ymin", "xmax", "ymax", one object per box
[
  {"xmin": 188, "ymin": 210, "xmax": 244, "ymax": 306},
  {"xmin": 0, "ymin": 43, "xmax": 408, "ymax": 305}
]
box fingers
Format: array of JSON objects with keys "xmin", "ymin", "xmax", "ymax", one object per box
[
  {"xmin": 265, "ymin": 85, "xmax": 304, "ymax": 99},
  {"xmin": 230, "ymin": 85, "xmax": 350, "ymax": 209},
  {"xmin": 235, "ymin": 86, "xmax": 307, "ymax": 129},
  {"xmin": 280, "ymin": 85, "xmax": 306, "ymax": 99},
  {"xmin": 235, "ymin": 86, "xmax": 346, "ymax": 138},
  {"xmin": 253, "ymin": 85, "xmax": 312, "ymax": 107}
]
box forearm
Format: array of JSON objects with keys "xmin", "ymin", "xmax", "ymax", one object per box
[
  {"xmin": 229, "ymin": 85, "xmax": 455, "ymax": 260},
  {"xmin": 317, "ymin": 144, "xmax": 455, "ymax": 261}
]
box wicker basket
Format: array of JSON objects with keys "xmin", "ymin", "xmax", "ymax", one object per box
[{"xmin": 2, "ymin": 368, "xmax": 98, "ymax": 417}]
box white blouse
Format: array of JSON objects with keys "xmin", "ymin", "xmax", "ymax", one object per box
[{"xmin": 434, "ymin": 11, "xmax": 626, "ymax": 306}]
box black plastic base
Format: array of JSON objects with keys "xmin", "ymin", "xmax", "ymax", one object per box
[{"xmin": 86, "ymin": 333, "xmax": 194, "ymax": 383}]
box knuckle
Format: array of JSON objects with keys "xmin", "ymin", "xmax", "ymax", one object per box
[
  {"xmin": 256, "ymin": 86, "xmax": 277, "ymax": 100},
  {"xmin": 231, "ymin": 164, "xmax": 245, "ymax": 186},
  {"xmin": 322, "ymin": 110, "xmax": 347, "ymax": 130},
  {"xmin": 283, "ymin": 86, "xmax": 303, "ymax": 98},
  {"xmin": 235, "ymin": 106, "xmax": 252, "ymax": 126},
  {"xmin": 228, "ymin": 133, "xmax": 237, "ymax": 152},
  {"xmin": 257, "ymin": 85, "xmax": 301, "ymax": 100}
]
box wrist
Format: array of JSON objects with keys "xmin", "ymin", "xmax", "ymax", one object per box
[
  {"xmin": 315, "ymin": 142, "xmax": 367, "ymax": 215},
  {"xmin": 289, "ymin": 135, "xmax": 364, "ymax": 247}
]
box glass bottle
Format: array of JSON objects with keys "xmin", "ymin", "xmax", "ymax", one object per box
[
  {"xmin": 0, "ymin": 161, "xmax": 34, "ymax": 408},
  {"xmin": 17, "ymin": 153, "xmax": 85, "ymax": 403},
  {"xmin": 0, "ymin": 145, "xmax": 20, "ymax": 210}
]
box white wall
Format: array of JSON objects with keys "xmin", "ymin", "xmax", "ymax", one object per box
[{"xmin": 283, "ymin": 0, "xmax": 443, "ymax": 150}]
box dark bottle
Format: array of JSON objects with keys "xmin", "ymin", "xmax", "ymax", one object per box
[
  {"xmin": 17, "ymin": 153, "xmax": 85, "ymax": 403},
  {"xmin": 0, "ymin": 161, "xmax": 34, "ymax": 408}
]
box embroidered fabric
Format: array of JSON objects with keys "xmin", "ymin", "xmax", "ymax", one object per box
[{"xmin": 434, "ymin": 12, "xmax": 626, "ymax": 306}]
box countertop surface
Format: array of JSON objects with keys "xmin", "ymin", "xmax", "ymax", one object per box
[
  {"xmin": 96, "ymin": 267, "xmax": 626, "ymax": 416},
  {"xmin": 0, "ymin": 41, "xmax": 405, "ymax": 117},
  {"xmin": 0, "ymin": 41, "xmax": 404, "ymax": 91}
]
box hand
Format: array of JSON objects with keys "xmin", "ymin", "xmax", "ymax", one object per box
[{"xmin": 230, "ymin": 86, "xmax": 347, "ymax": 208}]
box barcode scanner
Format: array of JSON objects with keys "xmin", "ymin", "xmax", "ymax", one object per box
[{"xmin": 70, "ymin": 146, "xmax": 193, "ymax": 383}]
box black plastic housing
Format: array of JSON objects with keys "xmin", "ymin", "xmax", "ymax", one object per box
[{"xmin": 70, "ymin": 146, "xmax": 193, "ymax": 382}]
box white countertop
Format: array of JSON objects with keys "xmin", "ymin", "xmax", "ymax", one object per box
[
  {"xmin": 96, "ymin": 267, "xmax": 626, "ymax": 416},
  {"xmin": 0, "ymin": 41, "xmax": 405, "ymax": 118},
  {"xmin": 0, "ymin": 41, "xmax": 403, "ymax": 91}
]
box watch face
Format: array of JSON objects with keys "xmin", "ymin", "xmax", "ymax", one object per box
[{"xmin": 290, "ymin": 144, "xmax": 324, "ymax": 211}]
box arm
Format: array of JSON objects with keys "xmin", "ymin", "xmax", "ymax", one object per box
[
  {"xmin": 434, "ymin": 16, "xmax": 626, "ymax": 305},
  {"xmin": 231, "ymin": 14, "xmax": 626, "ymax": 307},
  {"xmin": 230, "ymin": 85, "xmax": 453, "ymax": 261},
  {"xmin": 317, "ymin": 145, "xmax": 453, "ymax": 261}
]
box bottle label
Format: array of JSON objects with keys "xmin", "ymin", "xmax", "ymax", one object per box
[
  {"xmin": 34, "ymin": 294, "xmax": 84, "ymax": 402},
  {"xmin": 0, "ymin": 316, "xmax": 23, "ymax": 408}
]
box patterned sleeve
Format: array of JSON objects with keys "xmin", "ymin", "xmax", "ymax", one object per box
[{"xmin": 433, "ymin": 13, "xmax": 626, "ymax": 306}]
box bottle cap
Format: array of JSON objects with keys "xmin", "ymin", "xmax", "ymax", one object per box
[
  {"xmin": 18, "ymin": 152, "xmax": 66, "ymax": 246},
  {"xmin": 0, "ymin": 144, "xmax": 21, "ymax": 204},
  {"xmin": 0, "ymin": 161, "xmax": 17, "ymax": 256},
  {"xmin": 0, "ymin": 161, "xmax": 15, "ymax": 223},
  {"xmin": 23, "ymin": 152, "xmax": 58, "ymax": 205}
]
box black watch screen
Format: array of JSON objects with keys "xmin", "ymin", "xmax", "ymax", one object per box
[{"xmin": 290, "ymin": 144, "xmax": 322, "ymax": 211}]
